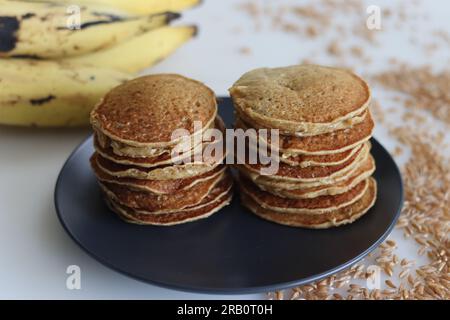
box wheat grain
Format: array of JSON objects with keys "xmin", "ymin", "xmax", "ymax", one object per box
[
  {"xmin": 386, "ymin": 280, "xmax": 397, "ymax": 289},
  {"xmin": 399, "ymin": 269, "xmax": 410, "ymax": 279}
]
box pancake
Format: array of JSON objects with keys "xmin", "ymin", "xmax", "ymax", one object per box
[
  {"xmin": 241, "ymin": 178, "xmax": 377, "ymax": 228},
  {"xmin": 95, "ymin": 141, "xmax": 226, "ymax": 180},
  {"xmin": 239, "ymin": 175, "xmax": 369, "ymax": 214},
  {"xmin": 108, "ymin": 187, "xmax": 233, "ymax": 226},
  {"xmin": 95, "ymin": 116, "xmax": 226, "ymax": 167},
  {"xmin": 107, "ymin": 174, "xmax": 233, "ymax": 217},
  {"xmin": 241, "ymin": 150, "xmax": 369, "ymax": 190},
  {"xmin": 280, "ymin": 144, "xmax": 364, "ymax": 167},
  {"xmin": 229, "ymin": 65, "xmax": 371, "ymax": 136},
  {"xmin": 94, "ymin": 134, "xmax": 201, "ymax": 168},
  {"xmin": 238, "ymin": 141, "xmax": 369, "ymax": 183},
  {"xmin": 94, "ymin": 122, "xmax": 206, "ymax": 159},
  {"xmin": 90, "ymin": 153, "xmax": 226, "ymax": 194},
  {"xmin": 91, "ymin": 74, "xmax": 217, "ymax": 148},
  {"xmin": 236, "ymin": 111, "xmax": 374, "ymax": 155},
  {"xmin": 261, "ymin": 155, "xmax": 375, "ymax": 199},
  {"xmin": 242, "ymin": 122, "xmax": 366, "ymax": 167},
  {"xmin": 95, "ymin": 116, "xmax": 225, "ymax": 160},
  {"xmin": 234, "ymin": 105, "xmax": 367, "ymax": 138},
  {"xmin": 100, "ymin": 172, "xmax": 230, "ymax": 214},
  {"xmin": 122, "ymin": 175, "xmax": 233, "ymax": 216}
]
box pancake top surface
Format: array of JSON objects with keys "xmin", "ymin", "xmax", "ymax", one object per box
[
  {"xmin": 229, "ymin": 64, "xmax": 370, "ymax": 124},
  {"xmin": 91, "ymin": 74, "xmax": 217, "ymax": 144}
]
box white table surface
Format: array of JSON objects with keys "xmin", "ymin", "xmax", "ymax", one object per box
[{"xmin": 1, "ymin": 0, "xmax": 448, "ymax": 299}]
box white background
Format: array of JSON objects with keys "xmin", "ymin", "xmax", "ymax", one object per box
[{"xmin": 0, "ymin": 0, "xmax": 448, "ymax": 299}]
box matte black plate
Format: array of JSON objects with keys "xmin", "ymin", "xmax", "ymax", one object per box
[{"xmin": 55, "ymin": 97, "xmax": 403, "ymax": 294}]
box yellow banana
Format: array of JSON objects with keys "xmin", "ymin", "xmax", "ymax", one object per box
[
  {"xmin": 0, "ymin": 59, "xmax": 131, "ymax": 126},
  {"xmin": 27, "ymin": 0, "xmax": 202, "ymax": 15},
  {"xmin": 64, "ymin": 25, "xmax": 197, "ymax": 73},
  {"xmin": 3, "ymin": 0, "xmax": 133, "ymax": 16},
  {"xmin": 0, "ymin": 0, "xmax": 180, "ymax": 58},
  {"xmin": 83, "ymin": 0, "xmax": 201, "ymax": 14}
]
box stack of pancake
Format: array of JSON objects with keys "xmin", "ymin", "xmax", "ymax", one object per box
[
  {"xmin": 230, "ymin": 65, "xmax": 376, "ymax": 229},
  {"xmin": 89, "ymin": 74, "xmax": 232, "ymax": 226}
]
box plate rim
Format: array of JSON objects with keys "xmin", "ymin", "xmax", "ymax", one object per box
[{"xmin": 54, "ymin": 104, "xmax": 403, "ymax": 295}]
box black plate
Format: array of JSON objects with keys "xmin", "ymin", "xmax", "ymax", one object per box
[{"xmin": 55, "ymin": 97, "xmax": 403, "ymax": 294}]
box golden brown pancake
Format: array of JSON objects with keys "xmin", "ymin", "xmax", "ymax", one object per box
[
  {"xmin": 90, "ymin": 153, "xmax": 226, "ymax": 194},
  {"xmin": 242, "ymin": 129, "xmax": 366, "ymax": 167},
  {"xmin": 108, "ymin": 187, "xmax": 232, "ymax": 226},
  {"xmin": 239, "ymin": 175, "xmax": 368, "ymax": 214},
  {"xmin": 235, "ymin": 106, "xmax": 367, "ymax": 138},
  {"xmin": 93, "ymin": 135, "xmax": 198, "ymax": 168},
  {"xmin": 100, "ymin": 173, "xmax": 230, "ymax": 214},
  {"xmin": 240, "ymin": 149, "xmax": 369, "ymax": 190},
  {"xmin": 126, "ymin": 176, "xmax": 233, "ymax": 216},
  {"xmin": 95, "ymin": 144, "xmax": 226, "ymax": 180},
  {"xmin": 238, "ymin": 140, "xmax": 369, "ymax": 183},
  {"xmin": 241, "ymin": 178, "xmax": 377, "ymax": 228},
  {"xmin": 261, "ymin": 155, "xmax": 375, "ymax": 199},
  {"xmin": 95, "ymin": 116, "xmax": 225, "ymax": 160},
  {"xmin": 229, "ymin": 65, "xmax": 371, "ymax": 136},
  {"xmin": 93, "ymin": 117, "xmax": 225, "ymax": 167},
  {"xmin": 280, "ymin": 143, "xmax": 364, "ymax": 167},
  {"xmin": 95, "ymin": 116, "xmax": 226, "ymax": 170},
  {"xmin": 91, "ymin": 74, "xmax": 217, "ymax": 147},
  {"xmin": 235, "ymin": 112, "xmax": 373, "ymax": 155}
]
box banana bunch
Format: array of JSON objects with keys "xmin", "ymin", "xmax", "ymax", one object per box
[{"xmin": 0, "ymin": 0, "xmax": 199, "ymax": 126}]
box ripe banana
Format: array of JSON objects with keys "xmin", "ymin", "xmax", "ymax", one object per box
[
  {"xmin": 30, "ymin": 0, "xmax": 202, "ymax": 15},
  {"xmin": 0, "ymin": 59, "xmax": 131, "ymax": 126},
  {"xmin": 0, "ymin": 0, "xmax": 180, "ymax": 58},
  {"xmin": 64, "ymin": 25, "xmax": 197, "ymax": 73}
]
